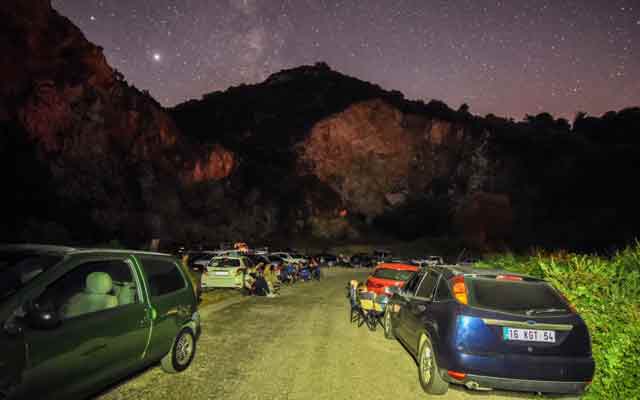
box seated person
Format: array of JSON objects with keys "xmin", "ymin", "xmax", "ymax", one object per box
[{"xmin": 253, "ymin": 272, "xmax": 273, "ymax": 297}]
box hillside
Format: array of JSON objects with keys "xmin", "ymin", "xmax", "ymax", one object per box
[
  {"xmin": 171, "ymin": 63, "xmax": 640, "ymax": 251},
  {"xmin": 2, "ymin": 0, "xmax": 640, "ymax": 252}
]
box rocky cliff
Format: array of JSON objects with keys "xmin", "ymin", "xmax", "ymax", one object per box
[
  {"xmin": 0, "ymin": 0, "xmax": 234, "ymax": 245},
  {"xmin": 172, "ymin": 64, "xmax": 512, "ymax": 248},
  {"xmin": 4, "ymin": 1, "xmax": 638, "ymax": 252}
]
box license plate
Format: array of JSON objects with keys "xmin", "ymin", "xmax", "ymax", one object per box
[
  {"xmin": 502, "ymin": 327, "xmax": 555, "ymax": 343},
  {"xmin": 214, "ymin": 271, "xmax": 229, "ymax": 276}
]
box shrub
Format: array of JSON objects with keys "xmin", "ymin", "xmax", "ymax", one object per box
[{"xmin": 478, "ymin": 244, "xmax": 640, "ymax": 399}]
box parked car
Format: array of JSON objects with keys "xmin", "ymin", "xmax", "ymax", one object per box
[
  {"xmin": 201, "ymin": 255, "xmax": 255, "ymax": 289},
  {"xmin": 365, "ymin": 262, "xmax": 419, "ymax": 295},
  {"xmin": 271, "ymin": 252, "xmax": 307, "ymax": 265},
  {"xmin": 383, "ymin": 265, "xmax": 594, "ymax": 396},
  {"xmin": 266, "ymin": 254, "xmax": 284, "ymax": 266},
  {"xmin": 349, "ymin": 253, "xmax": 373, "ymax": 268},
  {"xmin": 187, "ymin": 251, "xmax": 217, "ymax": 272},
  {"xmin": 190, "ymin": 250, "xmax": 242, "ymax": 271},
  {"xmin": 245, "ymin": 252, "xmax": 271, "ymax": 266},
  {"xmin": 412, "ymin": 255, "xmax": 444, "ymax": 267},
  {"xmin": 372, "ymin": 249, "xmax": 393, "ymax": 264},
  {"xmin": 315, "ymin": 253, "xmax": 338, "ymax": 266},
  {"xmin": 0, "ymin": 244, "xmax": 200, "ymax": 399}
]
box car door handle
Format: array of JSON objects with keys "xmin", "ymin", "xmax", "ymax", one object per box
[
  {"xmin": 81, "ymin": 344, "xmax": 107, "ymax": 356},
  {"xmin": 415, "ymin": 304, "xmax": 427, "ymax": 313}
]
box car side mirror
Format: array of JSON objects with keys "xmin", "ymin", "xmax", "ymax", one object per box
[{"xmin": 26, "ymin": 303, "xmax": 61, "ymax": 330}]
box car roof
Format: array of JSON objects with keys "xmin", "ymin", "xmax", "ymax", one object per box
[
  {"xmin": 0, "ymin": 243, "xmax": 171, "ymax": 258},
  {"xmin": 212, "ymin": 255, "xmax": 245, "ymax": 260},
  {"xmin": 431, "ymin": 264, "xmax": 540, "ymax": 281}
]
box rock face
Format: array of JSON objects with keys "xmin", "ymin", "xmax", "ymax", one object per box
[
  {"xmin": 0, "ymin": 0, "xmax": 234, "ymax": 244},
  {"xmin": 298, "ymin": 99, "xmax": 494, "ymax": 219},
  {"xmin": 0, "ymin": 1, "xmax": 513, "ymax": 249},
  {"xmin": 299, "ymin": 100, "xmax": 412, "ymax": 216},
  {"xmin": 14, "ymin": 1, "xmax": 634, "ymax": 252}
]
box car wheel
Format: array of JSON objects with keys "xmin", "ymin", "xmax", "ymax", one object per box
[
  {"xmin": 383, "ymin": 307, "xmax": 395, "ymax": 339},
  {"xmin": 161, "ymin": 327, "xmax": 196, "ymax": 373},
  {"xmin": 418, "ymin": 335, "xmax": 448, "ymax": 395}
]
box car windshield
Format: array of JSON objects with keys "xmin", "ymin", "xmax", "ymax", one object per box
[
  {"xmin": 0, "ymin": 251, "xmax": 62, "ymax": 300},
  {"xmin": 466, "ymin": 277, "xmax": 569, "ymax": 314},
  {"xmin": 372, "ymin": 268, "xmax": 415, "ymax": 281}
]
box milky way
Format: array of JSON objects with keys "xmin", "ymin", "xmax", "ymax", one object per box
[{"xmin": 53, "ymin": 0, "xmax": 640, "ymax": 120}]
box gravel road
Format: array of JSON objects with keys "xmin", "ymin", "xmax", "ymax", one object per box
[{"xmin": 98, "ymin": 269, "xmax": 536, "ymax": 400}]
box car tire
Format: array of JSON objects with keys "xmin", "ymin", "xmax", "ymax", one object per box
[
  {"xmin": 161, "ymin": 327, "xmax": 196, "ymax": 373},
  {"xmin": 383, "ymin": 307, "xmax": 395, "ymax": 339},
  {"xmin": 418, "ymin": 335, "xmax": 448, "ymax": 395}
]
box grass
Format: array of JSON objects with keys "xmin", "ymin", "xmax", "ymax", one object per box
[{"xmin": 478, "ymin": 244, "xmax": 640, "ymax": 399}]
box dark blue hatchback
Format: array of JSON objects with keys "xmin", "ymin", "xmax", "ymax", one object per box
[{"xmin": 384, "ymin": 265, "xmax": 595, "ymax": 396}]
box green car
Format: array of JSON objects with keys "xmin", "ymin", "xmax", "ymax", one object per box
[{"xmin": 0, "ymin": 244, "xmax": 201, "ymax": 399}]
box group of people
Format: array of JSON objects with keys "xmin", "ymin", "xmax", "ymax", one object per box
[
  {"xmin": 246, "ymin": 258, "xmax": 323, "ymax": 297},
  {"xmin": 244, "ymin": 262, "xmax": 280, "ymax": 297}
]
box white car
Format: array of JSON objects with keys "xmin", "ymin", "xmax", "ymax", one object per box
[
  {"xmin": 271, "ymin": 252, "xmax": 307, "ymax": 265},
  {"xmin": 411, "ymin": 255, "xmax": 444, "ymax": 267},
  {"xmin": 192, "ymin": 250, "xmax": 242, "ymax": 269},
  {"xmin": 201, "ymin": 255, "xmax": 255, "ymax": 289}
]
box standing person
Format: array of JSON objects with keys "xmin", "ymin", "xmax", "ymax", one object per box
[{"xmin": 310, "ymin": 257, "xmax": 321, "ymax": 280}]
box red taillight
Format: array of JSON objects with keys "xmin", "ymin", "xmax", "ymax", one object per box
[
  {"xmin": 447, "ymin": 370, "xmax": 466, "ymax": 380},
  {"xmin": 496, "ymin": 274, "xmax": 523, "ymax": 281},
  {"xmin": 451, "ymin": 276, "xmax": 468, "ymax": 305}
]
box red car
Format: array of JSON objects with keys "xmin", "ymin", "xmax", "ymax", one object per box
[{"xmin": 366, "ymin": 262, "xmax": 419, "ymax": 295}]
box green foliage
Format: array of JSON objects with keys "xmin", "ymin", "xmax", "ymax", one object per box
[{"xmin": 479, "ymin": 244, "xmax": 640, "ymax": 399}]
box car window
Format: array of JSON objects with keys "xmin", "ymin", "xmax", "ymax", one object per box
[
  {"xmin": 0, "ymin": 251, "xmax": 63, "ymax": 300},
  {"xmin": 244, "ymin": 257, "xmax": 253, "ymax": 268},
  {"xmin": 403, "ymin": 271, "xmax": 424, "ymax": 295},
  {"xmin": 435, "ymin": 278, "xmax": 453, "ymax": 301},
  {"xmin": 372, "ymin": 268, "xmax": 415, "ymax": 281},
  {"xmin": 34, "ymin": 259, "xmax": 138, "ymax": 321},
  {"xmin": 139, "ymin": 258, "xmax": 186, "ymax": 297},
  {"xmin": 466, "ymin": 277, "xmax": 568, "ymax": 314},
  {"xmin": 416, "ymin": 272, "xmax": 439, "ymax": 299}
]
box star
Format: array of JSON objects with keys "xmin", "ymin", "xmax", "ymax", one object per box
[{"xmin": 53, "ymin": 0, "xmax": 640, "ymax": 119}]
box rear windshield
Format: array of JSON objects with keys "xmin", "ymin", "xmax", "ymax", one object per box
[
  {"xmin": 467, "ymin": 277, "xmax": 568, "ymax": 314},
  {"xmin": 210, "ymin": 258, "xmax": 241, "ymax": 267},
  {"xmin": 372, "ymin": 268, "xmax": 415, "ymax": 282}
]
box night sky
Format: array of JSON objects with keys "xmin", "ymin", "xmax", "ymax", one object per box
[{"xmin": 53, "ymin": 0, "xmax": 640, "ymax": 120}]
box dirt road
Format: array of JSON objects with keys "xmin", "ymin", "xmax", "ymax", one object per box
[{"xmin": 98, "ymin": 269, "xmax": 534, "ymax": 400}]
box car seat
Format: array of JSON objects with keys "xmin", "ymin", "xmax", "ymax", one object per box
[
  {"xmin": 112, "ymin": 282, "xmax": 136, "ymax": 305},
  {"xmin": 63, "ymin": 272, "xmax": 118, "ymax": 318}
]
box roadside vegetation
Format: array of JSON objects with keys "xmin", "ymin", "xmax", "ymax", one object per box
[{"xmin": 478, "ymin": 244, "xmax": 640, "ymax": 399}]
